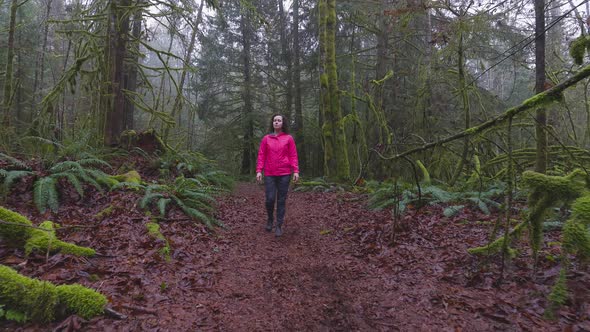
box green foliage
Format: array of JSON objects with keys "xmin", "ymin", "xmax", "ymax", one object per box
[
  {"xmin": 33, "ymin": 159, "xmax": 111, "ymax": 213},
  {"xmin": 146, "ymin": 221, "xmax": 171, "ymax": 261},
  {"xmin": 25, "ymin": 221, "xmax": 95, "ymax": 257},
  {"xmin": 139, "ymin": 176, "xmax": 223, "ymax": 229},
  {"xmin": 369, "ymin": 182, "xmax": 503, "ymax": 216},
  {"xmin": 569, "ymin": 35, "xmax": 590, "ymax": 65},
  {"xmin": 0, "ymin": 206, "xmax": 33, "ymax": 241},
  {"xmin": 545, "ymin": 268, "xmax": 568, "ymax": 319},
  {"xmin": 55, "ymin": 284, "xmax": 107, "ymax": 319},
  {"xmin": 415, "ymin": 160, "xmax": 431, "ymax": 185}
]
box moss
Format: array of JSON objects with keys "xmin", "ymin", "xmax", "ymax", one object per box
[
  {"xmin": 0, "ymin": 206, "xmax": 33, "ymax": 241},
  {"xmin": 545, "ymin": 268, "xmax": 568, "ymax": 319},
  {"xmin": 416, "ymin": 160, "xmax": 431, "ymax": 185},
  {"xmin": 569, "ymin": 35, "xmax": 589, "ymax": 65},
  {"xmin": 146, "ymin": 222, "xmax": 171, "ymax": 261},
  {"xmin": 111, "ymin": 170, "xmax": 141, "ymax": 184},
  {"xmin": 55, "ymin": 284, "xmax": 107, "ymax": 319},
  {"xmin": 468, "ymin": 221, "xmax": 527, "ymax": 256},
  {"xmin": 24, "ymin": 221, "xmax": 95, "ymax": 257},
  {"xmin": 522, "ymin": 170, "xmax": 587, "ymax": 202},
  {"xmin": 0, "ymin": 265, "xmax": 106, "ymax": 322},
  {"xmin": 94, "ymin": 205, "xmax": 115, "ymax": 220},
  {"xmin": 563, "ymin": 219, "xmax": 590, "ymax": 260},
  {"xmin": 0, "ymin": 265, "xmax": 58, "ymax": 322},
  {"xmin": 570, "ymin": 195, "xmax": 590, "ymax": 226}
]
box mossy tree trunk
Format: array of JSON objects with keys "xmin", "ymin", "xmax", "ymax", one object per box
[
  {"xmin": 534, "ymin": 0, "xmax": 548, "ymax": 174},
  {"xmin": 240, "ymin": 8, "xmax": 255, "ymax": 175},
  {"xmin": 293, "ymin": 0, "xmax": 306, "ymax": 173},
  {"xmin": 123, "ymin": 1, "xmax": 144, "ymax": 131},
  {"xmin": 2, "ymin": 0, "xmax": 19, "ymax": 128},
  {"xmin": 450, "ymin": 29, "xmax": 471, "ymax": 186},
  {"xmin": 319, "ymin": 0, "xmax": 350, "ymax": 181},
  {"xmin": 104, "ymin": 0, "xmax": 131, "ymax": 146}
]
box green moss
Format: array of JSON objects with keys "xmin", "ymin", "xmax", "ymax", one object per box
[
  {"xmin": 563, "ymin": 218, "xmax": 590, "ymax": 260},
  {"xmin": 111, "ymin": 170, "xmax": 141, "ymax": 184},
  {"xmin": 0, "ymin": 206, "xmax": 33, "ymax": 241},
  {"xmin": 146, "ymin": 222, "xmax": 171, "ymax": 261},
  {"xmin": 570, "ymin": 195, "xmax": 590, "ymax": 226},
  {"xmin": 0, "ymin": 265, "xmax": 106, "ymax": 322},
  {"xmin": 94, "ymin": 205, "xmax": 115, "ymax": 220},
  {"xmin": 468, "ymin": 221, "xmax": 526, "ymax": 256},
  {"xmin": 24, "ymin": 221, "xmax": 95, "ymax": 257},
  {"xmin": 416, "ymin": 160, "xmax": 431, "ymax": 185},
  {"xmin": 55, "ymin": 284, "xmax": 107, "ymax": 319},
  {"xmin": 545, "ymin": 268, "xmax": 568, "ymax": 319},
  {"xmin": 569, "ymin": 35, "xmax": 589, "ymax": 65},
  {"xmin": 0, "ymin": 265, "xmax": 58, "ymax": 322}
]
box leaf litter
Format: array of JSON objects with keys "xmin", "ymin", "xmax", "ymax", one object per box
[{"xmin": 0, "ymin": 182, "xmax": 588, "ymax": 331}]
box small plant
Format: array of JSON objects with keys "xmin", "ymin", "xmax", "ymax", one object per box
[
  {"xmin": 140, "ymin": 176, "xmax": 223, "ymax": 229},
  {"xmin": 33, "ymin": 159, "xmax": 111, "ymax": 213}
]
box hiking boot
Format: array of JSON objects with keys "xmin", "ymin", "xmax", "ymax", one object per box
[
  {"xmin": 265, "ymin": 220, "xmax": 273, "ymax": 232},
  {"xmin": 275, "ymin": 225, "xmax": 283, "ymax": 237}
]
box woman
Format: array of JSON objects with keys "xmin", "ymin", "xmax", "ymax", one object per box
[{"xmin": 256, "ymin": 114, "xmax": 299, "ymax": 237}]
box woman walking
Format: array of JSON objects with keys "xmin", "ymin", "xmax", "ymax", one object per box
[{"xmin": 256, "ymin": 114, "xmax": 299, "ymax": 237}]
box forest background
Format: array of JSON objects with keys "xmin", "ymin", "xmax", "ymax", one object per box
[{"xmin": 1, "ymin": 0, "xmax": 590, "ymax": 327}]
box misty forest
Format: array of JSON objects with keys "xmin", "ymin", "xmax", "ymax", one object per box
[{"xmin": 1, "ymin": 0, "xmax": 590, "ymax": 330}]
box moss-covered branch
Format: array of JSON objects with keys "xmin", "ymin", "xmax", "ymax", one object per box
[
  {"xmin": 0, "ymin": 206, "xmax": 95, "ymax": 257},
  {"xmin": 0, "ymin": 265, "xmax": 107, "ymax": 322},
  {"xmin": 375, "ymin": 64, "xmax": 590, "ymax": 161}
]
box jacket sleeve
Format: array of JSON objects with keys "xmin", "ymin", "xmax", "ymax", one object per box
[
  {"xmin": 256, "ymin": 136, "xmax": 267, "ymax": 173},
  {"xmin": 289, "ymin": 135, "xmax": 299, "ymax": 173}
]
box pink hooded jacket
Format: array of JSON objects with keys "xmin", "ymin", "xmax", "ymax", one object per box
[{"xmin": 256, "ymin": 132, "xmax": 299, "ymax": 176}]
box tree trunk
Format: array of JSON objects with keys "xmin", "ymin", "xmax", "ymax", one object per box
[
  {"xmin": 240, "ymin": 10, "xmax": 255, "ymax": 175},
  {"xmin": 320, "ymin": 0, "xmax": 350, "ymax": 181},
  {"xmin": 123, "ymin": 1, "xmax": 143, "ymax": 131},
  {"xmin": 278, "ymin": 0, "xmax": 293, "ymax": 121},
  {"xmin": 450, "ymin": 30, "xmax": 470, "ymax": 186},
  {"xmin": 293, "ymin": 0, "xmax": 306, "ymax": 172},
  {"xmin": 164, "ymin": 0, "xmax": 205, "ymax": 141},
  {"xmin": 2, "ymin": 0, "xmax": 19, "ymax": 128},
  {"xmin": 32, "ymin": 0, "xmax": 53, "ymax": 112},
  {"xmin": 534, "ymin": 0, "xmax": 547, "ymax": 173},
  {"xmin": 104, "ymin": 0, "xmax": 131, "ymax": 146}
]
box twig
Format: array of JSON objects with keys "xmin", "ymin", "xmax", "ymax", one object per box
[
  {"xmin": 120, "ymin": 304, "xmax": 158, "ymax": 315},
  {"xmin": 104, "ymin": 307, "xmax": 127, "ymax": 320}
]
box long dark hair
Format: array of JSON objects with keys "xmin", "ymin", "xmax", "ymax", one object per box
[{"xmin": 268, "ymin": 113, "xmax": 289, "ymax": 134}]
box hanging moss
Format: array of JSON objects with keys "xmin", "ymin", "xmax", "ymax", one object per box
[
  {"xmin": 563, "ymin": 218, "xmax": 590, "ymax": 260},
  {"xmin": 0, "ymin": 265, "xmax": 106, "ymax": 322},
  {"xmin": 569, "ymin": 35, "xmax": 590, "ymax": 65},
  {"xmin": 24, "ymin": 221, "xmax": 95, "ymax": 257},
  {"xmin": 545, "ymin": 268, "xmax": 568, "ymax": 320}
]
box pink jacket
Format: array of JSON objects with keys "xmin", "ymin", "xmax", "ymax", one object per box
[{"xmin": 256, "ymin": 132, "xmax": 299, "ymax": 176}]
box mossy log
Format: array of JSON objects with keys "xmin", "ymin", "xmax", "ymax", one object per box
[
  {"xmin": 0, "ymin": 265, "xmax": 107, "ymax": 322},
  {"xmin": 111, "ymin": 170, "xmax": 142, "ymax": 184},
  {"xmin": 0, "ymin": 206, "xmax": 94, "ymax": 257},
  {"xmin": 468, "ymin": 220, "xmax": 527, "ymax": 256}
]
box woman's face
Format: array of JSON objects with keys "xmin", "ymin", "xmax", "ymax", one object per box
[{"xmin": 273, "ymin": 116, "xmax": 283, "ymax": 131}]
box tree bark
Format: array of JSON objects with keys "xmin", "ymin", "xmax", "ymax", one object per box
[
  {"xmin": 320, "ymin": 0, "xmax": 350, "ymax": 181},
  {"xmin": 2, "ymin": 0, "xmax": 19, "ymax": 127},
  {"xmin": 278, "ymin": 0, "xmax": 293, "ymax": 121},
  {"xmin": 32, "ymin": 0, "xmax": 53, "ymax": 112},
  {"xmin": 123, "ymin": 0, "xmax": 144, "ymax": 131},
  {"xmin": 534, "ymin": 0, "xmax": 547, "ymax": 173},
  {"xmin": 293, "ymin": 0, "xmax": 306, "ymax": 172},
  {"xmin": 104, "ymin": 0, "xmax": 131, "ymax": 146},
  {"xmin": 240, "ymin": 10, "xmax": 255, "ymax": 175}
]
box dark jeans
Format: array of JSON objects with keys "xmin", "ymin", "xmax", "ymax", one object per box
[{"xmin": 264, "ymin": 175, "xmax": 291, "ymax": 226}]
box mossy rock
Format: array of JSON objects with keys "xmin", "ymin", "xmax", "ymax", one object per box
[{"xmin": 0, "ymin": 265, "xmax": 106, "ymax": 322}]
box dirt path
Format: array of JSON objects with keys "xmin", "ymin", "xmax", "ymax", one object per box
[{"xmin": 3, "ymin": 182, "xmax": 588, "ymax": 331}]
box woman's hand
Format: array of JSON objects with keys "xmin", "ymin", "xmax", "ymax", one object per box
[
  {"xmin": 293, "ymin": 172, "xmax": 299, "ymax": 183},
  {"xmin": 256, "ymin": 172, "xmax": 262, "ymax": 183}
]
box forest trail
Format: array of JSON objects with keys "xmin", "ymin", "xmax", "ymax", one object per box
[{"xmin": 3, "ymin": 183, "xmax": 587, "ymax": 331}]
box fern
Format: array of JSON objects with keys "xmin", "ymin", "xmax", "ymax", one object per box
[
  {"xmin": 110, "ymin": 181, "xmax": 145, "ymax": 191},
  {"xmin": 0, "ymin": 153, "xmax": 30, "ymax": 170},
  {"xmin": 34, "ymin": 177, "xmax": 59, "ymax": 213},
  {"xmin": 1, "ymin": 170, "xmax": 34, "ymax": 197}
]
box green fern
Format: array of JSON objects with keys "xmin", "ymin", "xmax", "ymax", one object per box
[
  {"xmin": 34, "ymin": 177, "xmax": 59, "ymax": 213},
  {"xmin": 1, "ymin": 170, "xmax": 34, "ymax": 197},
  {"xmin": 0, "ymin": 153, "xmax": 30, "ymax": 170}
]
